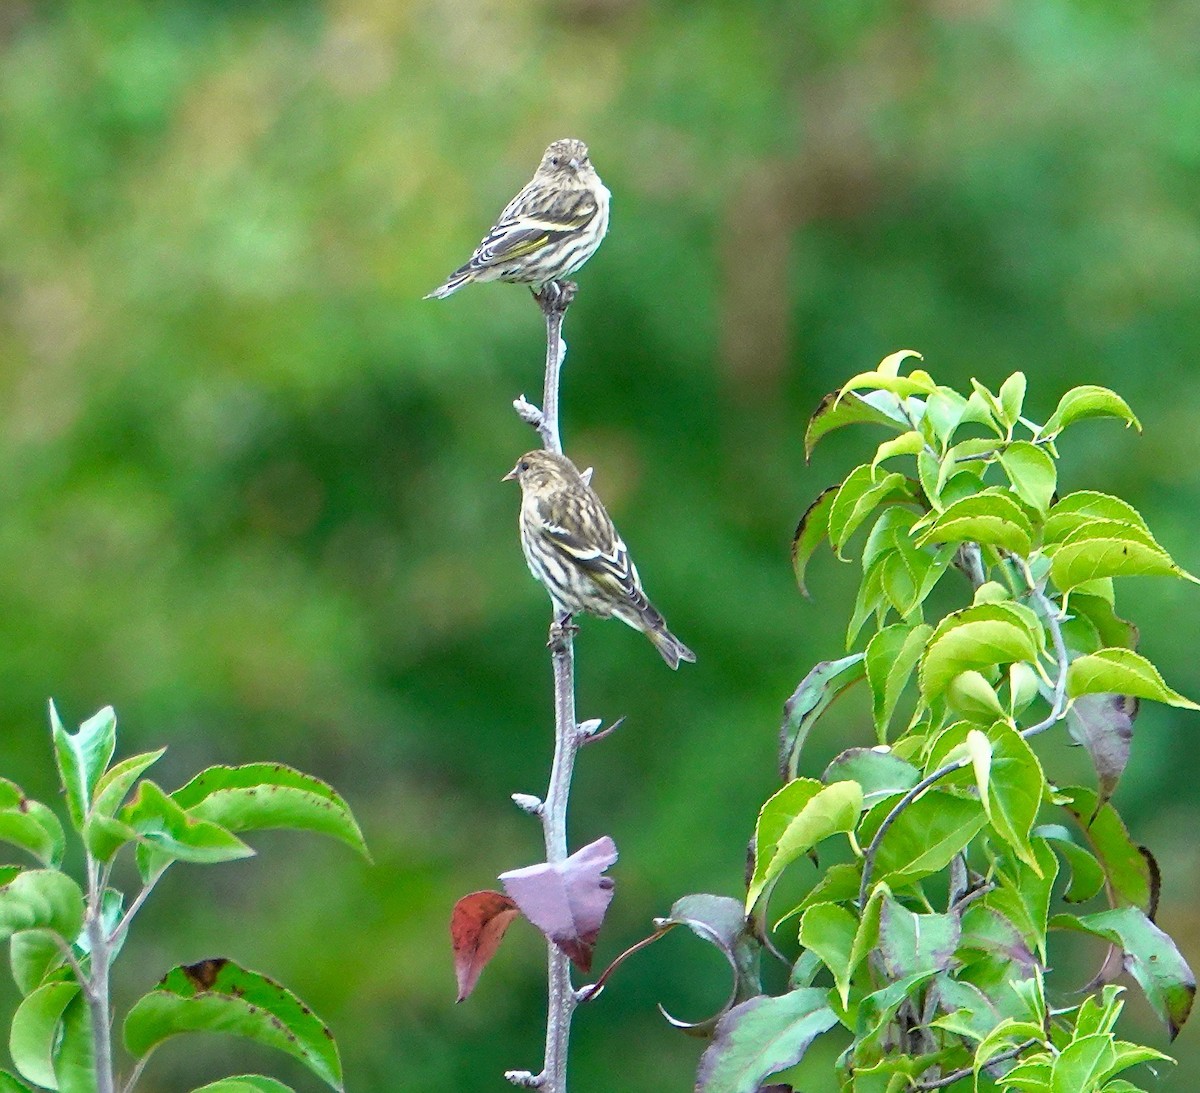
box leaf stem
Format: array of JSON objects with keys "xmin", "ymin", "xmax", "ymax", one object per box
[{"xmin": 84, "ymin": 848, "xmax": 116, "ymax": 1093}]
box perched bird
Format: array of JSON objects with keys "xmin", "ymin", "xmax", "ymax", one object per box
[
  {"xmin": 503, "ymin": 450, "xmax": 695, "ymax": 669},
  {"xmin": 425, "ymin": 138, "xmax": 610, "ymax": 300}
]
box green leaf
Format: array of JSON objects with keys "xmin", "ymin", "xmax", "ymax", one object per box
[
  {"xmin": 838, "ymin": 356, "xmax": 937, "ymax": 401},
  {"xmin": 990, "ymin": 839, "xmax": 1059, "ymax": 961},
  {"xmin": 1042, "ymin": 491, "xmax": 1150, "ymax": 545},
  {"xmin": 848, "ymin": 558, "xmax": 888, "ymax": 649},
  {"xmin": 791, "ymin": 486, "xmax": 837, "ymax": 598},
  {"xmin": 170, "ymin": 764, "xmax": 369, "ymax": 859},
  {"xmin": 1037, "ymin": 386, "xmax": 1141, "ymax": 440},
  {"xmin": 0, "ymin": 793, "xmax": 63, "ymax": 869},
  {"xmin": 1050, "ymin": 1033, "xmax": 1117, "ymax": 1093},
  {"xmin": 1036, "ymin": 826, "xmax": 1105, "ymax": 903},
  {"xmin": 52, "ymin": 994, "xmax": 94, "ymax": 1093},
  {"xmin": 695, "ymin": 988, "xmax": 838, "ymax": 1093},
  {"xmin": 918, "ymin": 605, "xmax": 1040, "ymax": 700},
  {"xmin": 871, "ymin": 430, "xmax": 925, "ymax": 471},
  {"xmin": 778, "ymin": 655, "xmax": 866, "ymax": 781},
  {"xmin": 121, "ymin": 782, "xmax": 254, "ymax": 880},
  {"xmin": 821, "ymin": 748, "xmax": 920, "ymax": 808},
  {"xmin": 999, "ymin": 441, "xmax": 1057, "ymax": 515},
  {"xmin": 1068, "ymin": 648, "xmax": 1199, "ymax": 710},
  {"xmin": 923, "ymin": 387, "xmax": 970, "ymax": 447},
  {"xmin": 915, "ymin": 490, "xmax": 1033, "ymax": 555},
  {"xmin": 92, "ymin": 750, "xmax": 166, "ymax": 819},
  {"xmin": 864, "ymin": 791, "xmax": 987, "ymax": 890},
  {"xmin": 828, "ymin": 465, "xmax": 912, "ymax": 557},
  {"xmin": 1050, "ymin": 528, "xmax": 1198, "ymax": 592},
  {"xmin": 189, "ymin": 1080, "xmax": 295, "ymax": 1093},
  {"xmin": 975, "ymin": 1019, "xmax": 1048, "ymax": 1080},
  {"xmin": 855, "ymin": 970, "xmax": 940, "ymax": 1057},
  {"xmin": 1050, "ymin": 908, "xmax": 1195, "ymax": 1039},
  {"xmin": 985, "ymin": 723, "xmax": 1046, "ymax": 871},
  {"xmin": 748, "ymin": 780, "xmax": 863, "ymax": 909},
  {"xmin": 50, "ymin": 703, "xmax": 116, "ymax": 832},
  {"xmin": 877, "ymin": 897, "xmax": 960, "ymax": 978},
  {"xmin": 10, "ymin": 931, "xmax": 67, "ymax": 996},
  {"xmin": 124, "ymin": 958, "xmax": 343, "ymax": 1091},
  {"xmin": 1060, "ymin": 788, "xmax": 1151, "ymax": 911},
  {"xmin": 798, "ymin": 903, "xmax": 858, "ymax": 1007},
  {"xmin": 0, "ymin": 871, "xmax": 84, "ymax": 945},
  {"xmin": 804, "ymin": 389, "xmax": 912, "ymax": 461},
  {"xmin": 0, "ymin": 1070, "xmax": 35, "ymax": 1093},
  {"xmin": 866, "ymin": 624, "xmax": 933, "ymax": 741},
  {"xmin": 946, "ymin": 671, "xmax": 1007, "ymax": 722},
  {"xmin": 866, "ymin": 509, "xmax": 955, "ymax": 617},
  {"xmin": 9, "ymin": 980, "xmax": 79, "ymax": 1089},
  {"xmin": 998, "ymin": 372, "xmax": 1027, "ymax": 429}
]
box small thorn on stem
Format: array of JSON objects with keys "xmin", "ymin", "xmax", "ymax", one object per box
[
  {"xmin": 504, "ymin": 1070, "xmax": 544, "ymax": 1088},
  {"xmin": 512, "ymin": 793, "xmax": 545, "ymax": 816},
  {"xmin": 581, "ymin": 715, "xmax": 626, "ymax": 746}
]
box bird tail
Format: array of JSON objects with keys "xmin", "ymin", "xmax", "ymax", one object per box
[
  {"xmin": 424, "ymin": 267, "xmax": 472, "ymax": 300},
  {"xmin": 647, "ymin": 623, "xmax": 696, "ymax": 670}
]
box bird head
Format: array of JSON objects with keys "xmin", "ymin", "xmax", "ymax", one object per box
[
  {"xmin": 502, "ymin": 450, "xmax": 580, "ymax": 492},
  {"xmin": 537, "ymin": 139, "xmax": 593, "ymax": 181}
]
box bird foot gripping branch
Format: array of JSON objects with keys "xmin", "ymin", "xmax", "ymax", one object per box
[{"xmin": 533, "ymin": 278, "xmax": 577, "ymax": 316}]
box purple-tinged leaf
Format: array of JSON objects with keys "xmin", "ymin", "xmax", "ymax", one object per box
[
  {"xmin": 791, "ymin": 486, "xmax": 837, "ymax": 599},
  {"xmin": 878, "ymin": 897, "xmax": 961, "ymax": 978},
  {"xmin": 500, "ymin": 836, "xmax": 617, "ymax": 973},
  {"xmin": 1067, "ymin": 693, "xmax": 1138, "ymax": 808},
  {"xmin": 778, "ymin": 656, "xmax": 865, "ymax": 781},
  {"xmin": 450, "ymin": 890, "xmax": 519, "ymax": 1002},
  {"xmin": 696, "ymin": 988, "xmax": 837, "ymax": 1093},
  {"xmin": 1060, "ymin": 787, "xmax": 1151, "ymax": 911}
]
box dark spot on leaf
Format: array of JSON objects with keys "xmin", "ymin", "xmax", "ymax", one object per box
[{"xmin": 183, "ymin": 958, "xmax": 227, "ymax": 989}]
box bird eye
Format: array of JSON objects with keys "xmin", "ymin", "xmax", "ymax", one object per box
[
  {"xmin": 518, "ymin": 460, "xmax": 530, "ymax": 472},
  {"xmin": 550, "ymin": 156, "xmax": 560, "ymax": 167}
]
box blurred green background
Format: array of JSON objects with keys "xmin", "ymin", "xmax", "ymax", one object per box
[{"xmin": 1, "ymin": 1, "xmax": 1199, "ymax": 1089}]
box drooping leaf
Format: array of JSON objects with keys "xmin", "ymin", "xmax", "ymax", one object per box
[
  {"xmin": 990, "ymin": 839, "xmax": 1059, "ymax": 961},
  {"xmin": 1050, "ymin": 908, "xmax": 1195, "ymax": 1039},
  {"xmin": 791, "ymin": 486, "xmax": 837, "ymax": 598},
  {"xmin": 449, "ymin": 890, "xmax": 519, "ymax": 1002},
  {"xmin": 1060, "ymin": 788, "xmax": 1151, "ymax": 910},
  {"xmin": 9, "ymin": 980, "xmax": 80, "ymax": 1089},
  {"xmin": 1036, "ymin": 385, "xmax": 1141, "ymax": 440},
  {"xmin": 797, "ymin": 902, "xmax": 858, "ymax": 1007},
  {"xmin": 0, "ymin": 799, "xmax": 63, "ymax": 870},
  {"xmin": 50, "ymin": 703, "xmax": 116, "ymax": 832},
  {"xmin": 170, "ymin": 764, "xmax": 369, "ymax": 859},
  {"xmin": 657, "ymin": 894, "xmax": 762, "ymax": 1033},
  {"xmin": 828, "ymin": 465, "xmax": 912, "ymax": 557},
  {"xmin": 870, "ymin": 430, "xmax": 925, "ymax": 472},
  {"xmin": 778, "ymin": 655, "xmax": 865, "ymax": 780},
  {"xmin": 984, "ymin": 723, "xmax": 1046, "ymax": 871},
  {"xmin": 747, "ymin": 781, "xmax": 862, "ymax": 909},
  {"xmin": 52, "ymin": 994, "xmax": 94, "ymax": 1093},
  {"xmin": 1035, "ymin": 826, "xmax": 1105, "ymax": 904},
  {"xmin": 695, "ymin": 988, "xmax": 838, "ymax": 1093},
  {"xmin": 1067, "ymin": 693, "xmax": 1138, "ymax": 808},
  {"xmin": 0, "ymin": 871, "xmax": 84, "ymax": 946},
  {"xmin": 804, "ymin": 389, "xmax": 911, "ymax": 461},
  {"xmin": 10, "ymin": 931, "xmax": 67, "ymax": 997},
  {"xmin": 999, "ymin": 440, "xmax": 1057, "ymax": 515},
  {"xmin": 124, "ymin": 958, "xmax": 343, "ymax": 1090},
  {"xmin": 865, "ymin": 624, "xmax": 932, "ymax": 741},
  {"xmin": 1067, "ymin": 649, "xmax": 1199, "ymax": 710},
  {"xmin": 500, "ymin": 836, "xmax": 617, "ymax": 973}
]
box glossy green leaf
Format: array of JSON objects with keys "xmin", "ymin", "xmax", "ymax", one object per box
[
  {"xmin": 1037, "ymin": 385, "xmax": 1141, "ymax": 440},
  {"xmin": 9, "ymin": 980, "xmax": 79, "ymax": 1089},
  {"xmin": 870, "ymin": 430, "xmax": 925, "ymax": 471},
  {"xmin": 998, "ymin": 372, "xmax": 1027, "ymax": 428},
  {"xmin": 50, "ymin": 703, "xmax": 116, "ymax": 832},
  {"xmin": 695, "ymin": 988, "xmax": 838, "ymax": 1093},
  {"xmin": 865, "ymin": 791, "xmax": 987, "ymax": 890},
  {"xmin": 748, "ymin": 779, "xmax": 862, "ymax": 909},
  {"xmin": 999, "ymin": 440, "xmax": 1056, "ymax": 515},
  {"xmin": 865, "ymin": 624, "xmax": 932, "ymax": 740},
  {"xmin": 0, "ymin": 796, "xmax": 62, "ymax": 869},
  {"xmin": 798, "ymin": 902, "xmax": 857, "ymax": 1006},
  {"xmin": 1042, "ymin": 491, "xmax": 1151, "ymax": 545},
  {"xmin": 1050, "ymin": 527, "xmax": 1198, "ymax": 592},
  {"xmin": 1068, "ymin": 648, "xmax": 1198, "ymax": 710},
  {"xmin": 985, "ymin": 723, "xmax": 1046, "ymax": 870},
  {"xmin": 1050, "ymin": 908, "xmax": 1195, "ymax": 1039},
  {"xmin": 990, "ymin": 839, "xmax": 1059, "ymax": 960},
  {"xmin": 946, "ymin": 671, "xmax": 1007, "ymax": 722},
  {"xmin": 1049, "ymin": 1033, "xmax": 1117, "ymax": 1093},
  {"xmin": 918, "ymin": 605, "xmax": 1040, "ymax": 700},
  {"xmin": 125, "ymin": 958, "xmax": 343, "ymax": 1091},
  {"xmin": 170, "ymin": 763, "xmax": 368, "ymax": 858},
  {"xmin": 52, "ymin": 994, "xmax": 94, "ymax": 1093},
  {"xmin": 821, "ymin": 748, "xmax": 920, "ymax": 807},
  {"xmin": 92, "ymin": 749, "xmax": 167, "ymax": 819},
  {"xmin": 804, "ymin": 389, "xmax": 911, "ymax": 461},
  {"xmin": 974, "ymin": 1019, "xmax": 1047, "ymax": 1080},
  {"xmin": 792, "ymin": 486, "xmax": 837, "ymax": 598},
  {"xmin": 0, "ymin": 871, "xmax": 84, "ymax": 945},
  {"xmin": 778, "ymin": 655, "xmax": 866, "ymax": 781},
  {"xmin": 10, "ymin": 931, "xmax": 66, "ymax": 996},
  {"xmin": 878, "ymin": 897, "xmax": 960, "ymax": 978},
  {"xmin": 916, "ymin": 489, "xmax": 1033, "ymax": 555},
  {"xmin": 828, "ymin": 465, "xmax": 911, "ymax": 557},
  {"xmin": 922, "ymin": 387, "xmax": 969, "ymax": 446},
  {"xmin": 188, "ymin": 1080, "xmax": 295, "ymax": 1093},
  {"xmin": 122, "ymin": 781, "xmax": 254, "ymax": 880}
]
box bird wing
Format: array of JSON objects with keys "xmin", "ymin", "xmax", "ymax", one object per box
[
  {"xmin": 536, "ymin": 492, "xmax": 648, "ymax": 606},
  {"xmin": 470, "ymin": 187, "xmax": 599, "ymax": 269}
]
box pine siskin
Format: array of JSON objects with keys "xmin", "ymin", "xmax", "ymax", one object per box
[
  {"xmin": 425, "ymin": 139, "xmax": 610, "ymax": 300},
  {"xmin": 503, "ymin": 450, "xmax": 695, "ymax": 670}
]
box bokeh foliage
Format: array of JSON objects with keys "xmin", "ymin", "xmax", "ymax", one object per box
[{"xmin": 1, "ymin": 1, "xmax": 1198, "ymax": 1089}]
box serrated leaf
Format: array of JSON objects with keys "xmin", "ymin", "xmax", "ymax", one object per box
[
  {"xmin": 804, "ymin": 389, "xmax": 911, "ymax": 461},
  {"xmin": 821, "ymin": 749, "xmax": 920, "ymax": 808},
  {"xmin": 122, "ymin": 781, "xmax": 254, "ymax": 880},
  {"xmin": 1050, "ymin": 908, "xmax": 1195, "ymax": 1039},
  {"xmin": 1060, "ymin": 788, "xmax": 1151, "ymax": 910},
  {"xmin": 864, "ymin": 791, "xmax": 987, "ymax": 890},
  {"xmin": 695, "ymin": 988, "xmax": 838, "ymax": 1093},
  {"xmin": 748, "ymin": 780, "xmax": 862, "ymax": 909},
  {"xmin": 1043, "ymin": 491, "xmax": 1150, "ymax": 545},
  {"xmin": 778, "ymin": 655, "xmax": 865, "ymax": 781},
  {"xmin": 866, "ymin": 624, "xmax": 932, "ymax": 741},
  {"xmin": 170, "ymin": 764, "xmax": 368, "ymax": 859},
  {"xmin": 1037, "ymin": 386, "xmax": 1141, "ymax": 439},
  {"xmin": 999, "ymin": 440, "xmax": 1057, "ymax": 515},
  {"xmin": 985, "ymin": 723, "xmax": 1046, "ymax": 871},
  {"xmin": 828, "ymin": 466, "xmax": 912, "ymax": 557},
  {"xmin": 9, "ymin": 980, "xmax": 79, "ymax": 1089},
  {"xmin": 1051, "ymin": 533, "xmax": 1198, "ymax": 591},
  {"xmin": 915, "ymin": 490, "xmax": 1033, "ymax": 555},
  {"xmin": 947, "ymin": 672, "xmax": 1007, "ymax": 722},
  {"xmin": 124, "ymin": 958, "xmax": 343, "ymax": 1090},
  {"xmin": 188, "ymin": 1079, "xmax": 295, "ymax": 1093},
  {"xmin": 50, "ymin": 703, "xmax": 116, "ymax": 833},
  {"xmin": 791, "ymin": 486, "xmax": 837, "ymax": 598},
  {"xmin": 999, "ymin": 372, "xmax": 1027, "ymax": 428},
  {"xmin": 871, "ymin": 431, "xmax": 925, "ymax": 472},
  {"xmin": 0, "ymin": 871, "xmax": 84, "ymax": 945},
  {"xmin": 919, "ymin": 606, "xmax": 1040, "ymax": 700},
  {"xmin": 1068, "ymin": 649, "xmax": 1199, "ymax": 710}
]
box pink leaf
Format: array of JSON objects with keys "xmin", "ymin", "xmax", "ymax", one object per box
[
  {"xmin": 500, "ymin": 836, "xmax": 618, "ymax": 972},
  {"xmin": 450, "ymin": 890, "xmax": 520, "ymax": 1002}
]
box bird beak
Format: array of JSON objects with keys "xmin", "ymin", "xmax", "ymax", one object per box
[{"xmin": 502, "ymin": 465, "xmax": 519, "ymax": 482}]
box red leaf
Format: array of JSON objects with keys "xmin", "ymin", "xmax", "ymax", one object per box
[
  {"xmin": 500, "ymin": 836, "xmax": 618, "ymax": 972},
  {"xmin": 450, "ymin": 890, "xmax": 519, "ymax": 1002}
]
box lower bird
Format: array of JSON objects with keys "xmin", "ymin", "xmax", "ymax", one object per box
[
  {"xmin": 425, "ymin": 138, "xmax": 610, "ymax": 300},
  {"xmin": 503, "ymin": 450, "xmax": 695, "ymax": 669}
]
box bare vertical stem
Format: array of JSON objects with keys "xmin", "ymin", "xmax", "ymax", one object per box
[
  {"xmin": 510, "ymin": 279, "xmax": 580, "ymax": 1092},
  {"xmin": 84, "ymin": 855, "xmax": 116, "ymax": 1093}
]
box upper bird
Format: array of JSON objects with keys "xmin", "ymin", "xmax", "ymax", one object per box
[
  {"xmin": 425, "ymin": 139, "xmax": 610, "ymax": 300},
  {"xmin": 504, "ymin": 450, "xmax": 695, "ymax": 670}
]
